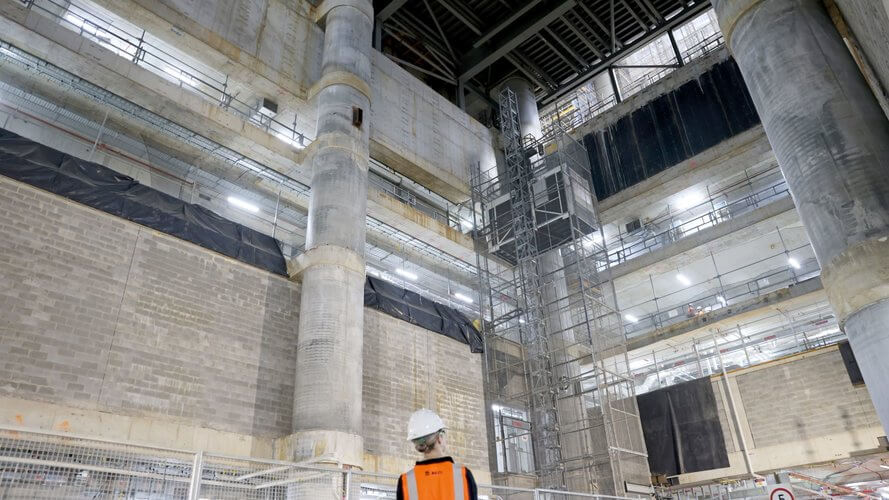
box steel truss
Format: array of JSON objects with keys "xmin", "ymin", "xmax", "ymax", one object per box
[{"xmin": 471, "ymin": 88, "xmax": 649, "ymax": 496}]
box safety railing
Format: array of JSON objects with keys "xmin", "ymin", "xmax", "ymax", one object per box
[
  {"xmin": 538, "ymin": 27, "xmax": 726, "ymax": 140},
  {"xmin": 620, "ymin": 242, "xmax": 820, "ymax": 341},
  {"xmin": 678, "ymin": 30, "xmax": 725, "ymax": 64},
  {"xmin": 630, "ymin": 300, "xmax": 842, "ymax": 394},
  {"xmin": 22, "ymin": 0, "xmax": 313, "ymax": 149},
  {"xmin": 604, "ymin": 171, "xmax": 790, "ymax": 269},
  {"xmin": 0, "ymin": 426, "xmax": 638, "ymax": 499}
]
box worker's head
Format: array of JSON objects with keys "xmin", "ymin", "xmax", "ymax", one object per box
[{"xmin": 407, "ymin": 409, "xmax": 446, "ymax": 456}]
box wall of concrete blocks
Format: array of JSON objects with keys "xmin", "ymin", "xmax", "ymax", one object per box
[
  {"xmin": 680, "ymin": 346, "xmax": 884, "ymax": 483},
  {"xmin": 0, "ymin": 176, "xmax": 489, "ymax": 475}
]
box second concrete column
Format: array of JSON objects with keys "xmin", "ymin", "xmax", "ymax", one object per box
[{"xmin": 713, "ymin": 0, "xmax": 889, "ymax": 430}]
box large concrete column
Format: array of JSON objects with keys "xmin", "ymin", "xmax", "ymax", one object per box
[
  {"xmin": 502, "ymin": 77, "xmax": 543, "ymax": 142},
  {"xmin": 284, "ymin": 0, "xmax": 373, "ymax": 467},
  {"xmin": 713, "ymin": 0, "xmax": 889, "ymax": 430}
]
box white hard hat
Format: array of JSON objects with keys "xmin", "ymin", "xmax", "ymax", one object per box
[{"xmin": 406, "ymin": 409, "xmax": 445, "ymax": 441}]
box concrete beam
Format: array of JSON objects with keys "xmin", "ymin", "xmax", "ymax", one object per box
[
  {"xmin": 627, "ymin": 276, "xmax": 826, "ymax": 352},
  {"xmin": 609, "ymin": 196, "xmax": 796, "ymax": 280},
  {"xmin": 0, "ymin": 56, "xmax": 479, "ymax": 266},
  {"xmin": 597, "ymin": 126, "xmax": 775, "ymax": 225},
  {"xmin": 0, "ymin": 1, "xmax": 314, "ymax": 184},
  {"xmin": 613, "ymin": 205, "xmax": 802, "ymax": 288},
  {"xmin": 90, "ymin": 0, "xmax": 496, "ymax": 202}
]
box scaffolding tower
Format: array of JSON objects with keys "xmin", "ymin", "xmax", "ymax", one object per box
[{"xmin": 471, "ymin": 88, "xmax": 650, "ymax": 496}]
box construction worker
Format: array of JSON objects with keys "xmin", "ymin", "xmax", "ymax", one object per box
[{"xmin": 397, "ymin": 409, "xmax": 478, "ymax": 500}]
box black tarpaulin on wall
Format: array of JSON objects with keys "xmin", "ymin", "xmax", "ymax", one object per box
[
  {"xmin": 0, "ymin": 128, "xmax": 287, "ymax": 274},
  {"xmin": 364, "ymin": 275, "xmax": 483, "ymax": 353},
  {"xmin": 584, "ymin": 57, "xmax": 761, "ymax": 200},
  {"xmin": 0, "ymin": 127, "xmax": 484, "ymax": 352},
  {"xmin": 637, "ymin": 377, "xmax": 729, "ymax": 476}
]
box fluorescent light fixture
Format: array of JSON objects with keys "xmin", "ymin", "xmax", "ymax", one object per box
[
  {"xmin": 717, "ymin": 296, "xmax": 727, "ymax": 306},
  {"xmin": 624, "ymin": 313, "xmax": 639, "ymax": 323},
  {"xmin": 519, "ymin": 318, "xmax": 526, "ymax": 324},
  {"xmin": 454, "ymin": 292, "xmax": 474, "ymax": 303},
  {"xmin": 788, "ymin": 257, "xmax": 801, "ymax": 269},
  {"xmin": 163, "ymin": 67, "xmax": 197, "ymax": 86},
  {"xmin": 676, "ymin": 273, "xmax": 691, "ymax": 286},
  {"xmin": 275, "ymin": 132, "xmax": 305, "ymax": 150},
  {"xmin": 395, "ymin": 268, "xmax": 417, "ymax": 281},
  {"xmin": 227, "ymin": 196, "xmax": 259, "ymax": 213},
  {"xmin": 676, "ymin": 191, "xmax": 705, "ymax": 210}
]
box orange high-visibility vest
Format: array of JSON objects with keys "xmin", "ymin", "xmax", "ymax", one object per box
[{"xmin": 400, "ymin": 461, "xmax": 470, "ymax": 500}]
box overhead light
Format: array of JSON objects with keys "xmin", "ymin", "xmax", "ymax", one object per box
[
  {"xmin": 454, "ymin": 292, "xmax": 474, "ymax": 303},
  {"xmin": 676, "ymin": 273, "xmax": 691, "ymax": 286},
  {"xmin": 716, "ymin": 296, "xmax": 727, "ymax": 306},
  {"xmin": 880, "ymin": 464, "xmax": 889, "ymax": 470},
  {"xmin": 788, "ymin": 257, "xmax": 801, "ymax": 269},
  {"xmin": 624, "ymin": 313, "xmax": 639, "ymax": 323},
  {"xmin": 227, "ymin": 196, "xmax": 259, "ymax": 213},
  {"xmin": 675, "ymin": 191, "xmax": 705, "ymax": 210},
  {"xmin": 163, "ymin": 66, "xmax": 197, "ymax": 86},
  {"xmin": 519, "ymin": 318, "xmax": 526, "ymax": 324},
  {"xmin": 395, "ymin": 268, "xmax": 418, "ymax": 280},
  {"xmin": 275, "ymin": 131, "xmax": 305, "ymax": 150}
]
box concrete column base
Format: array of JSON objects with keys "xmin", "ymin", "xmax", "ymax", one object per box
[{"xmin": 276, "ymin": 429, "xmax": 364, "ymax": 467}]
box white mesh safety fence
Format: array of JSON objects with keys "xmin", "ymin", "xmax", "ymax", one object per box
[{"xmin": 0, "ymin": 426, "xmax": 639, "ymax": 499}]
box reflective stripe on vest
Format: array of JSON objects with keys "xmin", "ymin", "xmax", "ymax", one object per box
[{"xmin": 405, "ymin": 462, "xmax": 465, "ymax": 499}]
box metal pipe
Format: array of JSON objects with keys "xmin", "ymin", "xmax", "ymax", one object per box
[
  {"xmin": 712, "ymin": 334, "xmax": 755, "ymax": 479},
  {"xmin": 186, "ymin": 451, "xmax": 203, "ymax": 500}
]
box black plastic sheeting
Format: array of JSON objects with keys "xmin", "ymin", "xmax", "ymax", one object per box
[
  {"xmin": 365, "ymin": 275, "xmax": 483, "ymax": 353},
  {"xmin": 637, "ymin": 377, "xmax": 729, "ymax": 476},
  {"xmin": 0, "ymin": 128, "xmax": 287, "ymax": 274},
  {"xmin": 839, "ymin": 341, "xmax": 865, "ymax": 386},
  {"xmin": 584, "ymin": 57, "xmax": 761, "ymax": 200},
  {"xmin": 0, "ymin": 127, "xmax": 483, "ymax": 352}
]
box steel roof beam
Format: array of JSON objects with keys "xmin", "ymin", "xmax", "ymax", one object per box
[
  {"xmin": 620, "ymin": 0, "xmax": 650, "ymax": 31},
  {"xmin": 459, "ymin": 0, "xmax": 577, "ymax": 81},
  {"xmin": 435, "ymin": 0, "xmax": 484, "ymax": 35},
  {"xmin": 472, "ymin": 0, "xmax": 544, "ymax": 48},
  {"xmin": 560, "ymin": 14, "xmax": 604, "ymax": 60},
  {"xmin": 377, "ymin": 0, "xmax": 409, "ymax": 21},
  {"xmin": 539, "ymin": 0, "xmax": 710, "ymax": 105},
  {"xmin": 542, "ymin": 26, "xmax": 588, "ymax": 69},
  {"xmin": 504, "ymin": 52, "xmax": 556, "ymax": 90},
  {"xmin": 577, "ymin": 2, "xmax": 623, "ymax": 50}
]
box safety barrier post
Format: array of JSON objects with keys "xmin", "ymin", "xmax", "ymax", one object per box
[{"xmin": 186, "ymin": 451, "xmax": 203, "ymax": 500}]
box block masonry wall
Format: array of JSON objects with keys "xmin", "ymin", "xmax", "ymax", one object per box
[
  {"xmin": 679, "ymin": 346, "xmax": 883, "ymax": 482},
  {"xmin": 0, "ymin": 176, "xmax": 489, "ymax": 474},
  {"xmin": 734, "ymin": 347, "xmax": 880, "ymax": 449}
]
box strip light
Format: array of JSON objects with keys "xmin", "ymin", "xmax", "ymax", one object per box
[
  {"xmin": 395, "ymin": 268, "xmax": 418, "ymax": 281},
  {"xmin": 227, "ymin": 196, "xmax": 259, "ymax": 213}
]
